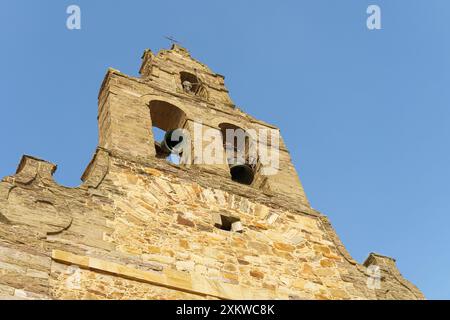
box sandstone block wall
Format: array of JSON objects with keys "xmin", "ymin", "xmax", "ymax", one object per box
[{"xmin": 0, "ymin": 45, "xmax": 424, "ymax": 300}]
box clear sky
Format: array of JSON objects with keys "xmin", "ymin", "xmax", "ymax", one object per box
[{"xmin": 0, "ymin": 1, "xmax": 448, "ymax": 299}]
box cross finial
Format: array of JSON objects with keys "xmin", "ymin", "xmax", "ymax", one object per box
[{"xmin": 164, "ymin": 35, "xmax": 182, "ymax": 45}]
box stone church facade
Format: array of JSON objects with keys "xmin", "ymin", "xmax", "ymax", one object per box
[{"xmin": 0, "ymin": 45, "xmax": 423, "ymax": 300}]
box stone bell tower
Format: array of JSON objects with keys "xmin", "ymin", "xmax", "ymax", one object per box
[{"xmin": 0, "ymin": 45, "xmax": 423, "ymax": 300}]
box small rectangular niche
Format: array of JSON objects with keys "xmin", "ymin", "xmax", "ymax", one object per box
[{"xmin": 212, "ymin": 213, "xmax": 243, "ymax": 233}]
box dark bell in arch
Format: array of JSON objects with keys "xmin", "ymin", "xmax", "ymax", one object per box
[
  {"xmin": 161, "ymin": 129, "xmax": 185, "ymax": 155},
  {"xmin": 230, "ymin": 164, "xmax": 254, "ymax": 185}
]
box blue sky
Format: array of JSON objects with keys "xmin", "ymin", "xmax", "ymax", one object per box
[{"xmin": 0, "ymin": 1, "xmax": 449, "ymax": 299}]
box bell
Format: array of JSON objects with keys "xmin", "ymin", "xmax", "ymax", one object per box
[
  {"xmin": 160, "ymin": 129, "xmax": 186, "ymax": 155},
  {"xmin": 182, "ymin": 80, "xmax": 193, "ymax": 93},
  {"xmin": 230, "ymin": 163, "xmax": 254, "ymax": 185}
]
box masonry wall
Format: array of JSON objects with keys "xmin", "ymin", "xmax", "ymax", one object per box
[
  {"xmin": 0, "ymin": 152, "xmax": 424, "ymax": 300},
  {"xmin": 0, "ymin": 45, "xmax": 424, "ymax": 300}
]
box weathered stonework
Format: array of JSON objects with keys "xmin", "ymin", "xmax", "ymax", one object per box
[{"xmin": 0, "ymin": 45, "xmax": 424, "ymax": 300}]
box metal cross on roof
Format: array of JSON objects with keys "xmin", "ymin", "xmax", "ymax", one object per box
[{"xmin": 164, "ymin": 35, "xmax": 182, "ymax": 45}]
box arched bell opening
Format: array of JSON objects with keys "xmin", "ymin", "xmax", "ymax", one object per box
[
  {"xmin": 219, "ymin": 123, "xmax": 257, "ymax": 186},
  {"xmin": 180, "ymin": 71, "xmax": 208, "ymax": 99},
  {"xmin": 149, "ymin": 100, "xmax": 188, "ymax": 164}
]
